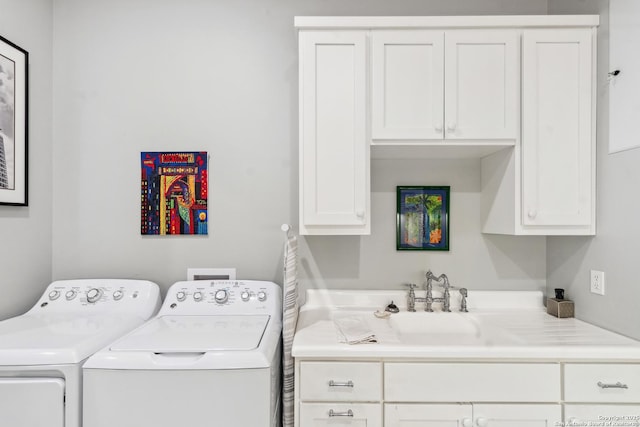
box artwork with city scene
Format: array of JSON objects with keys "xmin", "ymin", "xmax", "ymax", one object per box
[
  {"xmin": 397, "ymin": 186, "xmax": 450, "ymax": 251},
  {"xmin": 0, "ymin": 34, "xmax": 28, "ymax": 206},
  {"xmin": 141, "ymin": 152, "xmax": 208, "ymax": 235}
]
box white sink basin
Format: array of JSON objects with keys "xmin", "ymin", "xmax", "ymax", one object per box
[{"xmin": 389, "ymin": 312, "xmax": 480, "ymax": 336}]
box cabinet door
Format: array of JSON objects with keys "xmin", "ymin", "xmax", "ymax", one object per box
[
  {"xmin": 385, "ymin": 403, "xmax": 473, "ymax": 427},
  {"xmin": 371, "ymin": 30, "xmax": 445, "ymax": 140},
  {"xmin": 299, "ymin": 31, "xmax": 369, "ymax": 235},
  {"xmin": 444, "ymin": 30, "xmax": 519, "ymax": 140},
  {"xmin": 521, "ymin": 29, "xmax": 594, "ymax": 229},
  {"xmin": 473, "ymin": 404, "xmax": 562, "ymax": 426},
  {"xmin": 565, "ymin": 405, "xmax": 640, "ymax": 424},
  {"xmin": 300, "ymin": 403, "xmax": 381, "ymax": 427}
]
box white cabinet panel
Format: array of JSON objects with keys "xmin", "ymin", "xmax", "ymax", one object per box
[
  {"xmin": 385, "ymin": 404, "xmax": 472, "ymax": 427},
  {"xmin": 299, "ymin": 31, "xmax": 369, "ymax": 235},
  {"xmin": 565, "ymin": 404, "xmax": 640, "ymax": 424},
  {"xmin": 372, "ymin": 31, "xmax": 444, "ymax": 140},
  {"xmin": 384, "ymin": 363, "xmax": 561, "ymax": 402},
  {"xmin": 300, "ymin": 403, "xmax": 382, "ymax": 427},
  {"xmin": 385, "ymin": 403, "xmax": 560, "ymax": 427},
  {"xmin": 445, "ymin": 30, "xmax": 518, "ymax": 140},
  {"xmin": 372, "ymin": 30, "xmax": 518, "ymax": 142},
  {"xmin": 300, "ymin": 361, "xmax": 382, "ymax": 402},
  {"xmin": 565, "ymin": 364, "xmax": 640, "ymax": 403},
  {"xmin": 473, "ymin": 404, "xmax": 561, "ymax": 427},
  {"xmin": 521, "ymin": 29, "xmax": 594, "ymax": 229}
]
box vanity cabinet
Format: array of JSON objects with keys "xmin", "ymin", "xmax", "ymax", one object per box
[
  {"xmin": 298, "ymin": 361, "xmax": 382, "ymax": 426},
  {"xmin": 371, "ymin": 30, "xmax": 518, "ymax": 141},
  {"xmin": 298, "ymin": 30, "xmax": 370, "ymax": 235},
  {"xmin": 386, "ymin": 404, "xmax": 560, "ymax": 427},
  {"xmin": 564, "ymin": 364, "xmax": 640, "ymax": 423}
]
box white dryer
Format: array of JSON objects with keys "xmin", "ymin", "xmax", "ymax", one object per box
[
  {"xmin": 0, "ymin": 279, "xmax": 161, "ymax": 427},
  {"xmin": 83, "ymin": 280, "xmax": 282, "ymax": 427}
]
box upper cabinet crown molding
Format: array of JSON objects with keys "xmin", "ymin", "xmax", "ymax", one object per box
[{"xmin": 295, "ymin": 15, "xmax": 600, "ymax": 29}]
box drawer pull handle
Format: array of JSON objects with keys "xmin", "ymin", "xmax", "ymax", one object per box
[
  {"xmin": 598, "ymin": 381, "xmax": 629, "ymax": 389},
  {"xmin": 328, "ymin": 380, "xmax": 354, "ymax": 388},
  {"xmin": 329, "ymin": 409, "xmax": 354, "ymax": 418}
]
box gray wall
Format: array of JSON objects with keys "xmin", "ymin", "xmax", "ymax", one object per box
[
  {"xmin": 0, "ymin": 0, "xmax": 53, "ymax": 320},
  {"xmin": 547, "ymin": 0, "xmax": 640, "ymax": 340},
  {"xmin": 51, "ymin": 0, "xmax": 550, "ymax": 297}
]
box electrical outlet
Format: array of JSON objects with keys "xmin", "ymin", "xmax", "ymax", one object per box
[{"xmin": 590, "ymin": 270, "xmax": 605, "ymax": 295}]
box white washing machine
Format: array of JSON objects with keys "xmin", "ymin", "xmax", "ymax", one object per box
[
  {"xmin": 0, "ymin": 279, "xmax": 161, "ymax": 427},
  {"xmin": 83, "ymin": 279, "xmax": 283, "ymax": 427}
]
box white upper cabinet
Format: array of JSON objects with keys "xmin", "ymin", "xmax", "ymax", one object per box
[
  {"xmin": 372, "ymin": 30, "xmax": 518, "ymax": 141},
  {"xmin": 482, "ymin": 26, "xmax": 596, "ymax": 236},
  {"xmin": 372, "ymin": 31, "xmax": 444, "ymax": 140},
  {"xmin": 299, "ymin": 31, "xmax": 370, "ymax": 235},
  {"xmin": 521, "ymin": 29, "xmax": 594, "ymax": 231}
]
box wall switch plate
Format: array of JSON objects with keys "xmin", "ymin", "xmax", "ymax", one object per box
[{"xmin": 590, "ymin": 270, "xmax": 605, "ymax": 295}]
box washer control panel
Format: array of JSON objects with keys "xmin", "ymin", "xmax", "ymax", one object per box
[
  {"xmin": 29, "ymin": 279, "xmax": 161, "ymax": 316},
  {"xmin": 162, "ymin": 280, "xmax": 281, "ymax": 316}
]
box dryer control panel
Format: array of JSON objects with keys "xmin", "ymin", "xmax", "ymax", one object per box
[
  {"xmin": 162, "ymin": 280, "xmax": 282, "ymax": 317},
  {"xmin": 27, "ymin": 279, "xmax": 161, "ymax": 318}
]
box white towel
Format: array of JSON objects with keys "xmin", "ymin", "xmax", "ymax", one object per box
[
  {"xmin": 334, "ymin": 316, "xmax": 377, "ymax": 344},
  {"xmin": 282, "ymin": 232, "xmax": 298, "ymax": 427}
]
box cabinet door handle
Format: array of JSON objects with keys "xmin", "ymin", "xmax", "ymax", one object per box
[
  {"xmin": 476, "ymin": 417, "xmax": 488, "ymax": 427},
  {"xmin": 328, "ymin": 380, "xmax": 354, "ymax": 388},
  {"xmin": 435, "ymin": 125, "xmax": 443, "ymax": 133},
  {"xmin": 328, "ymin": 409, "xmax": 354, "ymax": 418},
  {"xmin": 597, "ymin": 381, "xmax": 629, "ymax": 389},
  {"xmin": 446, "ymin": 123, "xmax": 457, "ymax": 132},
  {"xmin": 356, "ymin": 210, "xmax": 365, "ymax": 219},
  {"xmin": 528, "ymin": 210, "xmax": 537, "ymax": 219},
  {"xmin": 462, "ymin": 418, "xmax": 473, "ymax": 427}
]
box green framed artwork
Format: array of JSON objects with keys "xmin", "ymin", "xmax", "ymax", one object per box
[{"xmin": 396, "ymin": 186, "xmax": 450, "ymax": 251}]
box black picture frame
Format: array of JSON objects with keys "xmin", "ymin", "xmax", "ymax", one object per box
[
  {"xmin": 396, "ymin": 186, "xmax": 450, "ymax": 251},
  {"xmin": 0, "ymin": 34, "xmax": 28, "ymax": 206}
]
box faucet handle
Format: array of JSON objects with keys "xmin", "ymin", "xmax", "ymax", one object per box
[
  {"xmin": 459, "ymin": 288, "xmax": 468, "ymax": 312},
  {"xmin": 405, "ymin": 283, "xmax": 417, "ymax": 290}
]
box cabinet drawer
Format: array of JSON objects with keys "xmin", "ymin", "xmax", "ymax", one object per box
[
  {"xmin": 385, "ymin": 363, "xmax": 561, "ymax": 402},
  {"xmin": 300, "ymin": 362, "xmax": 382, "ymax": 402},
  {"xmin": 565, "ymin": 364, "xmax": 640, "ymax": 403},
  {"xmin": 299, "ymin": 403, "xmax": 382, "ymax": 427}
]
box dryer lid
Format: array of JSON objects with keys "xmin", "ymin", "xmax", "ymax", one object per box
[{"xmin": 110, "ymin": 315, "xmax": 271, "ymax": 352}]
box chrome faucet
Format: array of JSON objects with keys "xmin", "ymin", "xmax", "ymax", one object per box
[
  {"xmin": 425, "ymin": 270, "xmax": 451, "ymax": 312},
  {"xmin": 406, "ymin": 272, "xmax": 469, "ymax": 312}
]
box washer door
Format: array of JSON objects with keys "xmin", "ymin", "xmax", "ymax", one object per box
[{"xmin": 0, "ymin": 378, "xmax": 65, "ymax": 427}]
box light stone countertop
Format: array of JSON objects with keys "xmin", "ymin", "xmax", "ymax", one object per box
[{"xmin": 292, "ymin": 290, "xmax": 640, "ymax": 361}]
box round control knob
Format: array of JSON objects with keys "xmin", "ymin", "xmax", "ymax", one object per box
[
  {"xmin": 193, "ymin": 291, "xmax": 203, "ymax": 302},
  {"xmin": 214, "ymin": 289, "xmax": 228, "ymax": 304},
  {"xmin": 240, "ymin": 291, "xmax": 250, "ymax": 302},
  {"xmin": 113, "ymin": 290, "xmax": 124, "ymax": 301},
  {"xmin": 86, "ymin": 288, "xmax": 103, "ymax": 303},
  {"xmin": 176, "ymin": 291, "xmax": 187, "ymax": 302},
  {"xmin": 48, "ymin": 290, "xmax": 60, "ymax": 301},
  {"xmin": 65, "ymin": 290, "xmax": 77, "ymax": 301},
  {"xmin": 257, "ymin": 291, "xmax": 267, "ymax": 302}
]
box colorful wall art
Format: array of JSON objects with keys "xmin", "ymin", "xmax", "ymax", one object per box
[
  {"xmin": 141, "ymin": 152, "xmax": 208, "ymax": 235},
  {"xmin": 396, "ymin": 186, "xmax": 450, "ymax": 251}
]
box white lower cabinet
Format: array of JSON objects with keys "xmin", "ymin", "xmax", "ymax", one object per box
[
  {"xmin": 385, "ymin": 403, "xmax": 561, "ymax": 427},
  {"xmin": 565, "ymin": 405, "xmax": 640, "ymax": 425},
  {"xmin": 300, "ymin": 403, "xmax": 382, "ymax": 427},
  {"xmin": 564, "ymin": 364, "xmax": 640, "ymax": 424}
]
